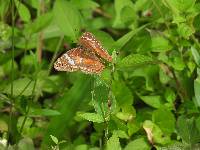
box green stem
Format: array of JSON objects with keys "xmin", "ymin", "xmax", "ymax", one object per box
[
  {"xmin": 47, "ymin": 35, "xmax": 64, "ymax": 75},
  {"xmin": 19, "ymin": 78, "xmax": 37, "ymax": 134},
  {"xmin": 7, "ymin": 0, "xmax": 15, "ymax": 146}
]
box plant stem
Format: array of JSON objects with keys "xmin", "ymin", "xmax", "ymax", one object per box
[
  {"xmin": 47, "ymin": 35, "xmax": 64, "ymax": 75},
  {"xmin": 36, "ymin": 0, "xmax": 45, "ymax": 63},
  {"xmin": 7, "ymin": 0, "xmax": 15, "ymax": 146},
  {"xmin": 19, "ymin": 78, "xmax": 37, "ymax": 133}
]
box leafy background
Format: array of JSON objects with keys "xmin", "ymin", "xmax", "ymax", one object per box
[{"xmin": 0, "ymin": 0, "xmax": 200, "ymax": 149}]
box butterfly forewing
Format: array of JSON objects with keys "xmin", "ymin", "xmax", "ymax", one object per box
[
  {"xmin": 79, "ymin": 32, "xmax": 112, "ymax": 62},
  {"xmin": 54, "ymin": 47, "xmax": 105, "ymax": 74}
]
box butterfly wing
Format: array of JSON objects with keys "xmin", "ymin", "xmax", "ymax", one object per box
[
  {"xmin": 79, "ymin": 32, "xmax": 112, "ymax": 62},
  {"xmin": 54, "ymin": 47, "xmax": 104, "ymax": 74},
  {"xmin": 54, "ymin": 48, "xmax": 80, "ymax": 72},
  {"xmin": 78, "ymin": 49, "xmax": 105, "ymax": 74}
]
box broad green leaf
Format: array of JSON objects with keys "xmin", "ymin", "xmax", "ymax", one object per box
[
  {"xmin": 42, "ymin": 75, "xmax": 91, "ymax": 147},
  {"xmin": 106, "ymin": 134, "xmax": 121, "ymax": 150},
  {"xmin": 113, "ymin": 130, "xmax": 129, "ymax": 139},
  {"xmin": 169, "ymin": 56, "xmax": 185, "ymax": 71},
  {"xmin": 24, "ymin": 12, "xmax": 53, "ymax": 35},
  {"xmin": 120, "ymin": 6, "xmax": 136, "ymax": 26},
  {"xmin": 0, "ymin": 22, "xmax": 11, "ymax": 41},
  {"xmin": 18, "ymin": 137, "xmax": 34, "ymax": 150},
  {"xmin": 191, "ymin": 46, "xmax": 200, "ymax": 66},
  {"xmin": 177, "ymin": 23, "xmax": 194, "ymax": 39},
  {"xmin": 112, "ymin": 80, "xmax": 133, "ymax": 107},
  {"xmin": 50, "ymin": 135, "xmax": 58, "ymax": 144},
  {"xmin": 0, "ymin": 119, "xmax": 8, "ymax": 132},
  {"xmin": 16, "ymin": 23, "xmax": 61, "ymax": 49},
  {"xmin": 143, "ymin": 120, "xmax": 171, "ymax": 145},
  {"xmin": 177, "ymin": 116, "xmax": 200, "ymax": 144},
  {"xmin": 2, "ymin": 59, "xmax": 18, "ymax": 75},
  {"xmin": 15, "ymin": 0, "xmax": 31, "ymax": 22},
  {"xmin": 29, "ymin": 108, "xmax": 61, "ymax": 117},
  {"xmin": 194, "ymin": 77, "xmax": 200, "ymax": 107},
  {"xmin": 113, "ymin": 24, "xmax": 150, "ymax": 51},
  {"xmin": 151, "ymin": 36, "xmax": 172, "ymax": 52},
  {"xmin": 152, "ymin": 108, "xmax": 175, "ymax": 135},
  {"xmin": 113, "ymin": 0, "xmax": 134, "ymax": 28},
  {"xmin": 124, "ymin": 138, "xmax": 150, "ymax": 150},
  {"xmin": 164, "ymin": 88, "xmax": 176, "ymax": 104},
  {"xmin": 0, "ymin": 0, "xmax": 9, "ymax": 19},
  {"xmin": 127, "ymin": 121, "xmax": 140, "ymax": 136},
  {"xmin": 53, "ymin": 0, "xmax": 81, "ymax": 41},
  {"xmin": 78, "ymin": 113, "xmax": 104, "ymax": 123},
  {"xmin": 75, "ymin": 144, "xmax": 88, "ymax": 150},
  {"xmin": 129, "ymin": 65, "xmax": 159, "ymax": 91},
  {"xmin": 194, "ymin": 14, "xmax": 200, "ymax": 31},
  {"xmin": 17, "ymin": 116, "xmax": 33, "ymax": 131},
  {"xmin": 71, "ymin": 0, "xmax": 99, "ymax": 9},
  {"xmin": 25, "ymin": 0, "xmax": 39, "ymax": 9},
  {"xmin": 3, "ymin": 78, "xmax": 33, "ymax": 96},
  {"xmin": 167, "ymin": 0, "xmax": 196, "ymax": 12},
  {"xmin": 117, "ymin": 54, "xmax": 156, "ymax": 70},
  {"xmin": 139, "ymin": 95, "xmax": 164, "ymax": 108}
]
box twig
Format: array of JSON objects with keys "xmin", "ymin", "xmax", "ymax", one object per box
[
  {"xmin": 161, "ymin": 63, "xmax": 187, "ymax": 102},
  {"xmin": 94, "ymin": 8, "xmax": 112, "ymax": 19}
]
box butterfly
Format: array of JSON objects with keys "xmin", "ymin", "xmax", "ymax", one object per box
[{"xmin": 54, "ymin": 32, "xmax": 112, "ymax": 74}]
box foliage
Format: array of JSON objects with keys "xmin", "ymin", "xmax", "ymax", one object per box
[{"xmin": 0, "ymin": 0, "xmax": 200, "ymax": 149}]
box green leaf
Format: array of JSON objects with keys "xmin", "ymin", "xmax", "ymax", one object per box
[
  {"xmin": 106, "ymin": 134, "xmax": 121, "ymax": 150},
  {"xmin": 118, "ymin": 54, "xmax": 156, "ymax": 70},
  {"xmin": 42, "ymin": 75, "xmax": 91, "ymax": 147},
  {"xmin": 194, "ymin": 76, "xmax": 200, "ymax": 107},
  {"xmin": 177, "ymin": 23, "xmax": 194, "ymax": 39},
  {"xmin": 113, "ymin": 130, "xmax": 129, "ymax": 139},
  {"xmin": 3, "ymin": 78, "xmax": 33, "ymax": 96},
  {"xmin": 0, "ymin": 119, "xmax": 8, "ymax": 132},
  {"xmin": 120, "ymin": 6, "xmax": 136, "ymax": 26},
  {"xmin": 71, "ymin": 0, "xmax": 99, "ymax": 9},
  {"xmin": 139, "ymin": 95, "xmax": 164, "ymax": 108},
  {"xmin": 15, "ymin": 0, "xmax": 31, "ymax": 22},
  {"xmin": 18, "ymin": 137, "xmax": 34, "ymax": 150},
  {"xmin": 143, "ymin": 120, "xmax": 171, "ymax": 145},
  {"xmin": 152, "ymin": 108, "xmax": 175, "ymax": 135},
  {"xmin": 50, "ymin": 135, "xmax": 58, "ymax": 144},
  {"xmin": 29, "ymin": 108, "xmax": 61, "ymax": 117},
  {"xmin": 113, "ymin": 24, "xmax": 149, "ymax": 50},
  {"xmin": 124, "ymin": 138, "xmax": 150, "ymax": 150},
  {"xmin": 53, "ymin": 0, "xmax": 81, "ymax": 41},
  {"xmin": 164, "ymin": 88, "xmax": 176, "ymax": 104},
  {"xmin": 112, "ymin": 80, "xmax": 133, "ymax": 107},
  {"xmin": 17, "ymin": 117, "xmax": 33, "ymax": 131},
  {"xmin": 25, "ymin": 12, "xmax": 53, "ymax": 35},
  {"xmin": 167, "ymin": 0, "xmax": 196, "ymax": 12},
  {"xmin": 177, "ymin": 116, "xmax": 200, "ymax": 144},
  {"xmin": 113, "ymin": 0, "xmax": 134, "ymax": 28},
  {"xmin": 191, "ymin": 47, "xmax": 200, "ymax": 66},
  {"xmin": 75, "ymin": 144, "xmax": 88, "ymax": 150},
  {"xmin": 151, "ymin": 36, "xmax": 172, "ymax": 52},
  {"xmin": 78, "ymin": 113, "xmax": 104, "ymax": 123}
]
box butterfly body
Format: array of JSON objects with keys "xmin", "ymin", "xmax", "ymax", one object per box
[{"xmin": 54, "ymin": 32, "xmax": 112, "ymax": 74}]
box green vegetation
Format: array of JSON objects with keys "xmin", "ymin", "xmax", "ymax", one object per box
[{"xmin": 0, "ymin": 0, "xmax": 200, "ymax": 149}]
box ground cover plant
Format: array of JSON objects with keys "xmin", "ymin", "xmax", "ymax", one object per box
[{"xmin": 0, "ymin": 0, "xmax": 200, "ymax": 149}]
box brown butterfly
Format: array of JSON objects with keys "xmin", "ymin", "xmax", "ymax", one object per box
[{"xmin": 54, "ymin": 32, "xmax": 112, "ymax": 74}]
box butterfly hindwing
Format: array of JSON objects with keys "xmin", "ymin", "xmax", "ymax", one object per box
[
  {"xmin": 54, "ymin": 47, "xmax": 104, "ymax": 74},
  {"xmin": 79, "ymin": 32, "xmax": 112, "ymax": 62}
]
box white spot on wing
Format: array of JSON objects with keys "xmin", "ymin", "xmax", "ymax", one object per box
[{"xmin": 64, "ymin": 53, "xmax": 75, "ymax": 66}]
